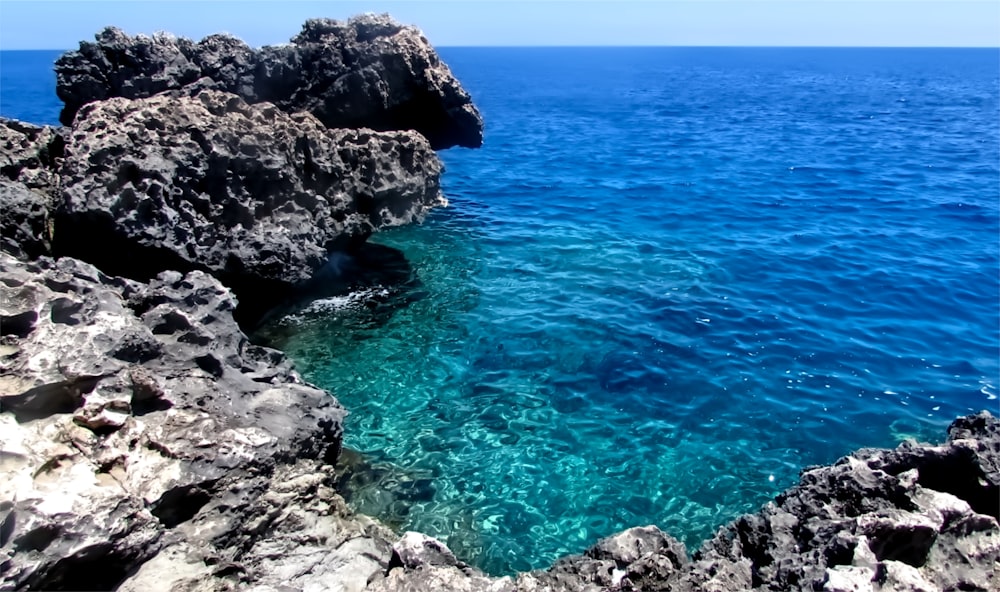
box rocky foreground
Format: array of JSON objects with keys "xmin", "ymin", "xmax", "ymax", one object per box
[{"xmin": 2, "ymin": 13, "xmax": 998, "ymax": 592}]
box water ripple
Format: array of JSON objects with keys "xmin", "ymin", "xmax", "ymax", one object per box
[{"xmin": 256, "ymin": 48, "xmax": 999, "ymax": 575}]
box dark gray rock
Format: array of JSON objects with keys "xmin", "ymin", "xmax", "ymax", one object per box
[
  {"xmin": 1, "ymin": 179, "xmax": 52, "ymax": 260},
  {"xmin": 510, "ymin": 526, "xmax": 689, "ymax": 591},
  {"xmin": 53, "ymin": 89, "xmax": 442, "ymax": 323},
  {"xmin": 55, "ymin": 14, "xmax": 483, "ymax": 150},
  {"xmin": 0, "ymin": 118, "xmax": 65, "ymax": 259},
  {"xmin": 0, "ymin": 117, "xmax": 64, "ymax": 197},
  {"xmin": 682, "ymin": 411, "xmax": 1000, "ymax": 592}
]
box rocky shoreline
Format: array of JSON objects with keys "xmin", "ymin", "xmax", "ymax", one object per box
[{"xmin": 1, "ymin": 14, "xmax": 997, "ymax": 592}]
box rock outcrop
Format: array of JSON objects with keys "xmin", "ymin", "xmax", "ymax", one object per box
[
  {"xmin": 0, "ymin": 253, "xmax": 390, "ymax": 590},
  {"xmin": 3, "ymin": 14, "xmax": 470, "ymax": 591},
  {"xmin": 53, "ymin": 89, "xmax": 441, "ymax": 322},
  {"xmin": 372, "ymin": 413, "xmax": 1000, "ymax": 592},
  {"xmin": 55, "ymin": 14, "xmax": 483, "ymax": 150},
  {"xmin": 0, "ymin": 118, "xmax": 65, "ymax": 259}
]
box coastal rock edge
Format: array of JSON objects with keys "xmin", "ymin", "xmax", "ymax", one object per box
[
  {"xmin": 55, "ymin": 13, "xmax": 484, "ymax": 150},
  {"xmin": 0, "ymin": 13, "xmax": 996, "ymax": 592}
]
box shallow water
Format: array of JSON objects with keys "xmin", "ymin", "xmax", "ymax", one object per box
[
  {"xmin": 255, "ymin": 48, "xmax": 1000, "ymax": 574},
  {"xmin": 3, "ymin": 47, "xmax": 998, "ymax": 575}
]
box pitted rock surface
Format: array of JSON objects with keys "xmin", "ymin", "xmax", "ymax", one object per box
[
  {"xmin": 0, "ymin": 118, "xmax": 65, "ymax": 259},
  {"xmin": 55, "ymin": 90, "xmax": 442, "ymax": 297},
  {"xmin": 0, "ymin": 118, "xmax": 64, "ymax": 197},
  {"xmin": 0, "ymin": 253, "xmax": 370, "ymax": 591},
  {"xmin": 55, "ymin": 14, "xmax": 483, "ymax": 149}
]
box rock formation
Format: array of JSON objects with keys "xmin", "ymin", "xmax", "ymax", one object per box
[
  {"xmin": 0, "ymin": 253, "xmax": 360, "ymax": 590},
  {"xmin": 0, "ymin": 118, "xmax": 65, "ymax": 259},
  {"xmin": 2, "ymin": 15, "xmax": 479, "ymax": 590},
  {"xmin": 43, "ymin": 16, "xmax": 486, "ymax": 325},
  {"xmin": 54, "ymin": 89, "xmax": 441, "ymax": 323},
  {"xmin": 55, "ymin": 14, "xmax": 483, "ymax": 150}
]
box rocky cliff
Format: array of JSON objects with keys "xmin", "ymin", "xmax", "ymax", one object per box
[
  {"xmin": 0, "ymin": 254, "xmax": 358, "ymax": 590},
  {"xmin": 2, "ymin": 14, "xmax": 475, "ymax": 590},
  {"xmin": 53, "ymin": 90, "xmax": 441, "ymax": 325},
  {"xmin": 5, "ymin": 16, "xmax": 478, "ymax": 326}
]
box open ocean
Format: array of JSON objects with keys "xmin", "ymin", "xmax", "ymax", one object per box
[{"xmin": 2, "ymin": 46, "xmax": 998, "ymax": 575}]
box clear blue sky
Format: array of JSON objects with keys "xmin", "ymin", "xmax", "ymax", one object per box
[{"xmin": 0, "ymin": 1, "xmax": 997, "ymax": 49}]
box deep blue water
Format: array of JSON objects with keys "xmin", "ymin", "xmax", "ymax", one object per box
[
  {"xmin": 3, "ymin": 47, "xmax": 998, "ymax": 575},
  {"xmin": 0, "ymin": 50, "xmax": 62, "ymax": 124}
]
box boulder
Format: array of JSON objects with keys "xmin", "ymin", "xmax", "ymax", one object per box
[
  {"xmin": 370, "ymin": 532, "xmax": 514, "ymax": 592},
  {"xmin": 55, "ymin": 14, "xmax": 483, "ymax": 150}
]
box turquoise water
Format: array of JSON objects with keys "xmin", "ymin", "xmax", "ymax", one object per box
[
  {"xmin": 255, "ymin": 49, "xmax": 1000, "ymax": 574},
  {"xmin": 3, "ymin": 47, "xmax": 998, "ymax": 575}
]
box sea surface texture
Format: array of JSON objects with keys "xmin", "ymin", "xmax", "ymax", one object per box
[{"xmin": 3, "ymin": 47, "xmax": 998, "ymax": 575}]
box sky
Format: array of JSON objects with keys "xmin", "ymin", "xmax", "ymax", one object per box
[{"xmin": 0, "ymin": 0, "xmax": 997, "ymax": 50}]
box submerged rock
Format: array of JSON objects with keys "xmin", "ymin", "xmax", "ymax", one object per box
[
  {"xmin": 4, "ymin": 12, "xmax": 996, "ymax": 592},
  {"xmin": 373, "ymin": 413, "xmax": 1000, "ymax": 592},
  {"xmin": 55, "ymin": 14, "xmax": 483, "ymax": 149},
  {"xmin": 54, "ymin": 89, "xmax": 442, "ymax": 323}
]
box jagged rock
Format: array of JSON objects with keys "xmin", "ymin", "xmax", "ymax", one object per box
[
  {"xmin": 511, "ymin": 526, "xmax": 689, "ymax": 591},
  {"xmin": 0, "ymin": 253, "xmax": 354, "ymax": 590},
  {"xmin": 0, "ymin": 180, "xmax": 51, "ymax": 260},
  {"xmin": 0, "ymin": 118, "xmax": 65, "ymax": 259},
  {"xmin": 54, "ymin": 89, "xmax": 442, "ymax": 322},
  {"xmin": 389, "ymin": 531, "xmax": 461, "ymax": 569},
  {"xmin": 55, "ymin": 14, "xmax": 483, "ymax": 149},
  {"xmin": 371, "ymin": 532, "xmax": 514, "ymax": 592},
  {"xmin": 681, "ymin": 411, "xmax": 1000, "ymax": 592},
  {"xmin": 0, "ymin": 118, "xmax": 64, "ymax": 197},
  {"xmin": 116, "ymin": 460, "xmax": 397, "ymax": 592},
  {"xmin": 6, "ymin": 13, "xmax": 997, "ymax": 592}
]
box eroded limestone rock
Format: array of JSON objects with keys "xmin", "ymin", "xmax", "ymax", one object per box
[
  {"xmin": 0, "ymin": 253, "xmax": 360, "ymax": 590},
  {"xmin": 55, "ymin": 14, "xmax": 483, "ymax": 149},
  {"xmin": 0, "ymin": 118, "xmax": 65, "ymax": 259},
  {"xmin": 55, "ymin": 90, "xmax": 441, "ymax": 290}
]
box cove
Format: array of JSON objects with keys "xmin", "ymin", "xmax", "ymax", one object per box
[{"xmin": 253, "ymin": 43, "xmax": 1000, "ymax": 578}]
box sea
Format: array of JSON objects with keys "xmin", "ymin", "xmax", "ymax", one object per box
[{"xmin": 2, "ymin": 47, "xmax": 998, "ymax": 575}]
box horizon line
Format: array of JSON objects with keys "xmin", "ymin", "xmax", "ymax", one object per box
[{"xmin": 3, "ymin": 44, "xmax": 998, "ymax": 52}]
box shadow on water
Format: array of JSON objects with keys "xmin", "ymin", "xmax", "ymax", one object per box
[
  {"xmin": 334, "ymin": 447, "xmax": 488, "ymax": 559},
  {"xmin": 246, "ymin": 241, "xmax": 427, "ymax": 341},
  {"xmin": 334, "ymin": 447, "xmax": 438, "ymax": 526}
]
